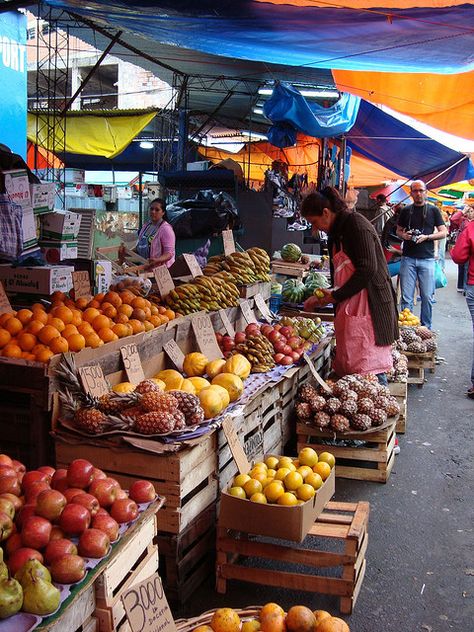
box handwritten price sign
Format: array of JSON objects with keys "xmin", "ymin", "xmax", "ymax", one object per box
[
  {"xmin": 303, "ymin": 353, "xmax": 332, "ymax": 393},
  {"xmin": 121, "ymin": 344, "xmax": 145, "ymax": 384},
  {"xmin": 122, "ymin": 573, "xmax": 177, "ymax": 632},
  {"xmin": 222, "ymin": 229, "xmax": 236, "ymax": 256},
  {"xmin": 182, "ymin": 253, "xmax": 202, "ymax": 277},
  {"xmin": 254, "ymin": 293, "xmax": 273, "ymax": 324},
  {"xmin": 222, "ymin": 416, "xmax": 250, "ymax": 475},
  {"xmin": 219, "ymin": 309, "xmax": 235, "ymax": 337},
  {"xmin": 191, "ymin": 314, "xmax": 223, "ymax": 360},
  {"xmin": 163, "ymin": 339, "xmax": 185, "ymax": 372},
  {"xmin": 72, "ymin": 271, "xmax": 92, "ymax": 300},
  {"xmin": 78, "ymin": 364, "xmax": 109, "ymax": 397},
  {"xmin": 0, "ymin": 282, "xmax": 13, "ymax": 314},
  {"xmin": 239, "ymin": 300, "xmax": 257, "ymax": 324},
  {"xmin": 153, "ymin": 266, "xmax": 175, "ymax": 298}
]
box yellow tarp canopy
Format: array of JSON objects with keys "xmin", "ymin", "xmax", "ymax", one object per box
[
  {"xmin": 333, "ymin": 69, "xmax": 474, "ymax": 139},
  {"xmin": 27, "ymin": 111, "xmax": 156, "ymax": 158}
]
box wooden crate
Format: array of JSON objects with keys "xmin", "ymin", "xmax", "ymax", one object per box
[
  {"xmin": 271, "ymin": 260, "xmax": 310, "ymax": 278},
  {"xmin": 296, "ymin": 421, "xmax": 397, "ymax": 483},
  {"xmin": 157, "ymin": 504, "xmax": 216, "ymax": 604},
  {"xmin": 216, "ymin": 500, "xmax": 370, "ymax": 615},
  {"xmin": 94, "ymin": 512, "xmax": 159, "ymax": 632},
  {"xmin": 55, "ymin": 434, "xmax": 218, "ymax": 535},
  {"xmin": 403, "ymin": 350, "xmax": 436, "ymax": 387},
  {"xmin": 239, "ymin": 281, "xmax": 271, "ymax": 299},
  {"xmin": 388, "ymin": 381, "xmax": 408, "ymax": 434},
  {"xmin": 39, "ymin": 585, "xmax": 97, "ymax": 632}
]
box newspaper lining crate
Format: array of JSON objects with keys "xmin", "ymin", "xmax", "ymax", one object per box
[
  {"xmin": 403, "ymin": 349, "xmax": 436, "ymax": 387},
  {"xmin": 216, "ymin": 500, "xmax": 370, "ymax": 615},
  {"xmin": 296, "ymin": 421, "xmax": 397, "ymax": 483},
  {"xmin": 94, "ymin": 511, "xmax": 159, "ymax": 632},
  {"xmin": 157, "ymin": 503, "xmax": 216, "ymax": 604},
  {"xmin": 388, "ymin": 381, "xmax": 408, "ymax": 434},
  {"xmin": 55, "ymin": 434, "xmax": 218, "ymax": 535}
]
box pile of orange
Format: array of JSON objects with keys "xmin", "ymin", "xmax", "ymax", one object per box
[{"xmin": 0, "ymin": 289, "xmax": 176, "ymax": 363}]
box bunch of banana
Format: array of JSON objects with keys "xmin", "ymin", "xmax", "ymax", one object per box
[
  {"xmin": 203, "ymin": 255, "xmax": 226, "ymax": 276},
  {"xmin": 234, "ymin": 333, "xmax": 276, "ymax": 373},
  {"xmin": 194, "ymin": 275, "xmax": 240, "ymax": 311},
  {"xmin": 163, "ymin": 283, "xmax": 201, "ymax": 315},
  {"xmin": 225, "ymin": 251, "xmax": 258, "ymax": 284},
  {"xmin": 247, "ymin": 247, "xmax": 271, "ymax": 281}
]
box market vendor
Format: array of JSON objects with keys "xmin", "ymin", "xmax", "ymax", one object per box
[
  {"xmin": 119, "ymin": 198, "xmax": 176, "ymax": 270},
  {"xmin": 301, "ymin": 186, "xmax": 398, "ymax": 383}
]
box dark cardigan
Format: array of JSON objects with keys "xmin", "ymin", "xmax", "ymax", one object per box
[{"xmin": 329, "ymin": 210, "xmax": 399, "ymax": 347}]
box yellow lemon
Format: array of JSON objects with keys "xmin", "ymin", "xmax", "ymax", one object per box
[
  {"xmin": 296, "ymin": 483, "xmax": 316, "ymax": 501},
  {"xmin": 298, "ymin": 447, "xmax": 319, "ymax": 467},
  {"xmin": 274, "ymin": 467, "xmax": 291, "ymax": 481},
  {"xmin": 249, "ymin": 492, "xmax": 267, "ymax": 504},
  {"xmin": 264, "ymin": 481, "xmax": 285, "ymax": 503},
  {"xmin": 243, "ymin": 479, "xmax": 263, "ymax": 497},
  {"xmin": 284, "ymin": 471, "xmax": 303, "ymax": 491},
  {"xmin": 297, "ymin": 465, "xmax": 313, "ymax": 480},
  {"xmin": 265, "ymin": 455, "xmax": 279, "ymax": 469},
  {"xmin": 318, "ymin": 451, "xmax": 336, "ymax": 469},
  {"xmin": 229, "ymin": 486, "xmax": 246, "ymax": 499},
  {"xmin": 305, "ymin": 472, "xmax": 323, "ymax": 490},
  {"xmin": 277, "ymin": 492, "xmax": 298, "ymax": 506},
  {"xmin": 233, "ymin": 473, "xmax": 251, "ymax": 487},
  {"xmin": 313, "ymin": 462, "xmax": 331, "ymax": 481}
]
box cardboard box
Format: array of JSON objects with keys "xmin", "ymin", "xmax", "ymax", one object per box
[
  {"xmin": 0, "ymin": 265, "xmax": 74, "ymax": 295},
  {"xmin": 31, "ymin": 182, "xmax": 55, "ymax": 215},
  {"xmin": 218, "ymin": 465, "xmax": 335, "ymax": 542},
  {"xmin": 40, "ymin": 240, "xmax": 78, "ymax": 263},
  {"xmin": 94, "ymin": 259, "xmax": 112, "ymax": 294},
  {"xmin": 22, "ymin": 207, "xmax": 38, "ymax": 249},
  {"xmin": 64, "ymin": 183, "xmax": 88, "ymax": 198},
  {"xmin": 64, "ymin": 168, "xmax": 85, "ymax": 184},
  {"xmin": 3, "ymin": 169, "xmax": 31, "ymax": 208},
  {"xmin": 40, "ymin": 211, "xmax": 81, "ymax": 241}
]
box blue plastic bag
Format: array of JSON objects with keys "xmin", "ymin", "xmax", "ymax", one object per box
[{"xmin": 434, "ymin": 261, "xmax": 447, "ymax": 289}]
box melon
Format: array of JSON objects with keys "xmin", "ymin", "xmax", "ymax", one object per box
[
  {"xmin": 281, "ymin": 243, "xmax": 302, "ymax": 263},
  {"xmin": 282, "ymin": 279, "xmax": 306, "ymax": 304}
]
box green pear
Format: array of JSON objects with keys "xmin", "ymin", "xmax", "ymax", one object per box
[
  {"xmin": 0, "ymin": 578, "xmax": 23, "ymax": 619},
  {"xmin": 22, "ymin": 577, "xmax": 60, "ymax": 616},
  {"xmin": 15, "ymin": 559, "xmax": 52, "ymax": 586},
  {"xmin": 0, "ymin": 562, "xmax": 7, "ymax": 581}
]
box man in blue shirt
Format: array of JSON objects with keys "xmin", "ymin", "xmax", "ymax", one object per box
[{"xmin": 396, "ymin": 181, "xmax": 447, "ymax": 329}]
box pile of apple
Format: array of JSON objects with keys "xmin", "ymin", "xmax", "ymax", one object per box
[
  {"xmin": 216, "ymin": 322, "xmax": 312, "ymax": 367},
  {"xmin": 0, "ymin": 454, "xmax": 156, "ymax": 588}
]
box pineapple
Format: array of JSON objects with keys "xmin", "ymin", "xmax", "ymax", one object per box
[
  {"xmin": 330, "ymin": 413, "xmax": 350, "ymax": 433},
  {"xmin": 339, "ymin": 388, "xmax": 358, "ymax": 402},
  {"xmin": 386, "ymin": 397, "xmax": 401, "ymax": 417},
  {"xmin": 374, "ymin": 395, "xmax": 391, "ymax": 412},
  {"xmin": 135, "ymin": 379, "xmax": 161, "ymax": 395},
  {"xmin": 324, "ymin": 397, "xmax": 341, "ymax": 415},
  {"xmin": 308, "ymin": 395, "xmax": 326, "ymax": 413},
  {"xmin": 350, "ymin": 413, "xmax": 372, "ymax": 431},
  {"xmin": 339, "ymin": 398, "xmax": 357, "ymax": 418},
  {"xmin": 371, "ymin": 409, "xmax": 388, "ymax": 426},
  {"xmin": 425, "ymin": 339, "xmax": 437, "ymax": 353},
  {"xmin": 74, "ymin": 407, "xmax": 109, "ymax": 434},
  {"xmin": 313, "ymin": 411, "xmax": 331, "ymax": 429},
  {"xmin": 357, "ymin": 397, "xmax": 375, "ymax": 415},
  {"xmin": 168, "ymin": 391, "xmax": 202, "ymax": 425},
  {"xmin": 173, "ymin": 410, "xmax": 186, "ymax": 430},
  {"xmin": 97, "ymin": 392, "xmax": 138, "ymax": 414},
  {"xmin": 140, "ymin": 391, "xmax": 179, "ymax": 413},
  {"xmin": 134, "ymin": 411, "xmax": 177, "ymax": 434},
  {"xmin": 296, "ymin": 402, "xmax": 313, "ymax": 421},
  {"xmin": 298, "ymin": 384, "xmax": 319, "ymax": 403},
  {"xmin": 186, "ymin": 408, "xmax": 205, "ymax": 426}
]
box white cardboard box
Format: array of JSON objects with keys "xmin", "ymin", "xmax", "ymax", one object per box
[
  {"xmin": 94, "ymin": 260, "xmax": 113, "ymax": 294},
  {"xmin": 40, "ymin": 240, "xmax": 78, "ymax": 263},
  {"xmin": 0, "ymin": 265, "xmax": 74, "ymax": 295},
  {"xmin": 22, "ymin": 207, "xmax": 38, "ymax": 249},
  {"xmin": 40, "ymin": 211, "xmax": 81, "ymax": 241},
  {"xmin": 31, "ymin": 182, "xmax": 55, "ymax": 215},
  {"xmin": 3, "ymin": 169, "xmax": 31, "ymax": 208}
]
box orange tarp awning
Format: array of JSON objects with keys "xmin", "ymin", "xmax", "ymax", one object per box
[
  {"xmin": 333, "ymin": 69, "xmax": 474, "ymax": 139},
  {"xmin": 27, "ymin": 142, "xmax": 63, "ymax": 170}
]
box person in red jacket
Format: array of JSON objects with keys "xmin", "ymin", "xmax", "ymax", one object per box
[{"xmin": 451, "ymin": 212, "xmax": 474, "ymax": 398}]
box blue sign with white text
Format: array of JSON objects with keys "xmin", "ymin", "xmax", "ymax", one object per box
[{"xmin": 0, "ymin": 12, "xmax": 27, "ymax": 158}]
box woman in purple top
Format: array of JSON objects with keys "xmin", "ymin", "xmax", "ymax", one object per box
[{"xmin": 121, "ymin": 198, "xmax": 175, "ymax": 270}]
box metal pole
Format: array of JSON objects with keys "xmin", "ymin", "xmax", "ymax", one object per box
[{"xmin": 138, "ymin": 171, "xmax": 143, "ymax": 229}]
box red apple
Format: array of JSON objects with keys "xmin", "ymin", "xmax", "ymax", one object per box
[
  {"xmin": 95, "ymin": 507, "xmax": 109, "ymax": 517},
  {"xmin": 0, "ymin": 476, "xmax": 21, "ymax": 496},
  {"xmin": 67, "ymin": 459, "xmax": 94, "ymax": 489},
  {"xmin": 245, "ymin": 323, "xmax": 260, "ymax": 336},
  {"xmin": 51, "ymin": 468, "xmax": 68, "ymax": 491},
  {"xmin": 279, "ymin": 326, "xmax": 294, "ymax": 338},
  {"xmin": 21, "ymin": 515, "xmax": 52, "ymax": 549},
  {"xmin": 273, "ymin": 353, "xmax": 285, "ymax": 363},
  {"xmin": 129, "ymin": 480, "xmax": 156, "ymax": 504},
  {"xmin": 22, "ymin": 470, "xmax": 49, "ymax": 492},
  {"xmin": 5, "ymin": 532, "xmax": 22, "ymax": 556},
  {"xmin": 282, "ymin": 344, "xmax": 293, "ymax": 356},
  {"xmin": 0, "ymin": 510, "xmax": 14, "ymax": 542},
  {"xmin": 35, "ymin": 489, "xmax": 66, "ymax": 522},
  {"xmin": 273, "ymin": 324, "xmax": 282, "ymax": 331},
  {"xmin": 0, "ymin": 454, "xmax": 13, "ymax": 467},
  {"xmin": 290, "ymin": 351, "xmax": 301, "ymax": 362},
  {"xmin": 8, "ymin": 548, "xmax": 43, "ymax": 576},
  {"xmin": 279, "ymin": 355, "xmax": 294, "ymax": 366},
  {"xmin": 234, "ymin": 332, "xmax": 246, "ymax": 344},
  {"xmin": 59, "ymin": 503, "xmax": 91, "ymax": 536},
  {"xmin": 222, "ymin": 337, "xmax": 235, "ymax": 352},
  {"xmin": 78, "ymin": 528, "xmax": 110, "ymax": 558},
  {"xmin": 288, "ymin": 336, "xmax": 303, "ymax": 350},
  {"xmin": 72, "ymin": 493, "xmax": 100, "ymax": 516},
  {"xmin": 0, "ymin": 466, "xmax": 17, "ymax": 479},
  {"xmin": 110, "ymin": 498, "xmax": 139, "ymax": 524},
  {"xmin": 115, "ymin": 489, "xmax": 128, "ymax": 500},
  {"xmin": 273, "ymin": 340, "xmax": 287, "ymax": 354},
  {"xmin": 50, "ymin": 554, "xmax": 86, "ymax": 584},
  {"xmin": 215, "ymin": 332, "xmax": 223, "ymax": 344},
  {"xmin": 89, "ymin": 480, "xmax": 117, "ymax": 508},
  {"xmin": 44, "ymin": 538, "xmax": 78, "ymax": 564},
  {"xmin": 267, "ymin": 330, "xmax": 282, "ymax": 344},
  {"xmin": 63, "ymin": 488, "xmax": 84, "ymax": 504},
  {"xmin": 49, "ymin": 525, "xmax": 65, "ymax": 541},
  {"xmin": 260, "ymin": 325, "xmax": 274, "ymax": 337},
  {"xmin": 92, "ymin": 513, "xmax": 119, "ymax": 542},
  {"xmin": 15, "ymin": 503, "xmax": 36, "ymax": 529},
  {"xmin": 25, "ymin": 481, "xmax": 51, "ymax": 503},
  {"xmin": 37, "ymin": 466, "xmax": 55, "ymax": 482},
  {"xmin": 0, "ymin": 493, "xmax": 23, "ymax": 512},
  {"xmin": 11, "ymin": 460, "xmax": 26, "ymax": 477},
  {"xmin": 91, "ymin": 468, "xmax": 107, "ymax": 484}
]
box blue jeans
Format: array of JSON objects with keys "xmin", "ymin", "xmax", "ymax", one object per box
[
  {"xmin": 466, "ymin": 285, "xmax": 474, "ymax": 387},
  {"xmin": 400, "ymin": 256, "xmax": 435, "ymax": 328}
]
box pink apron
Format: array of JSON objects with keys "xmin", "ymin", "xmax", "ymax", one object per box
[{"xmin": 332, "ymin": 246, "xmax": 392, "ymax": 377}]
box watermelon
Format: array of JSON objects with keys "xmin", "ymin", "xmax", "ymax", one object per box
[
  {"xmin": 282, "ymin": 279, "xmax": 306, "ymax": 304},
  {"xmin": 281, "ymin": 243, "xmax": 301, "ymax": 263},
  {"xmin": 304, "ymin": 272, "xmax": 329, "ymax": 298}
]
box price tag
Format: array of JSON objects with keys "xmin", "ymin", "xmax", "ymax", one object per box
[
  {"xmin": 239, "ymin": 300, "xmax": 257, "ymax": 324},
  {"xmin": 0, "ymin": 282, "xmax": 13, "ymax": 314},
  {"xmin": 78, "ymin": 364, "xmax": 109, "ymax": 397},
  {"xmin": 222, "ymin": 229, "xmax": 235, "ymax": 256},
  {"xmin": 222, "ymin": 416, "xmax": 250, "ymax": 475},
  {"xmin": 72, "ymin": 271, "xmax": 92, "ymax": 300},
  {"xmin": 122, "ymin": 573, "xmax": 177, "ymax": 632},
  {"xmin": 254, "ymin": 293, "xmax": 273, "ymax": 324},
  {"xmin": 191, "ymin": 313, "xmax": 223, "ymax": 360},
  {"xmin": 219, "ymin": 309, "xmax": 235, "ymax": 337},
  {"xmin": 163, "ymin": 339, "xmax": 185, "ymax": 372},
  {"xmin": 121, "ymin": 344, "xmax": 145, "ymax": 384},
  {"xmin": 154, "ymin": 266, "xmax": 175, "ymax": 297},
  {"xmin": 303, "ymin": 353, "xmax": 332, "ymax": 393},
  {"xmin": 182, "ymin": 253, "xmax": 202, "ymax": 277}
]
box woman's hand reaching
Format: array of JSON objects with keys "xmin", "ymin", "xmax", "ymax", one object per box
[{"xmin": 303, "ymin": 289, "xmax": 334, "ymax": 311}]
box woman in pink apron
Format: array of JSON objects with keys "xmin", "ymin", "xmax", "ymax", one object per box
[{"xmin": 302, "ymin": 187, "xmax": 398, "ymax": 383}]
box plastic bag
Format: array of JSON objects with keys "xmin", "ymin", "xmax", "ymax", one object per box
[
  {"xmin": 109, "ymin": 274, "xmax": 152, "ymax": 296},
  {"xmin": 434, "ymin": 261, "xmax": 447, "ymax": 289}
]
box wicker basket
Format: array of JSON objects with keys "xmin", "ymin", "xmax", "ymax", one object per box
[{"xmin": 176, "ymin": 607, "xmax": 262, "ymax": 632}]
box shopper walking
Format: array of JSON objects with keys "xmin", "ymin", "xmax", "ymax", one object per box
[
  {"xmin": 301, "ymin": 187, "xmax": 398, "ymax": 383},
  {"xmin": 396, "ymin": 180, "xmax": 447, "ymax": 329},
  {"xmin": 450, "ymin": 215, "xmax": 474, "ymax": 398}
]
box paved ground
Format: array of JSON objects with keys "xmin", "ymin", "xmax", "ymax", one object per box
[{"xmin": 177, "ymin": 258, "xmax": 473, "ymax": 631}]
